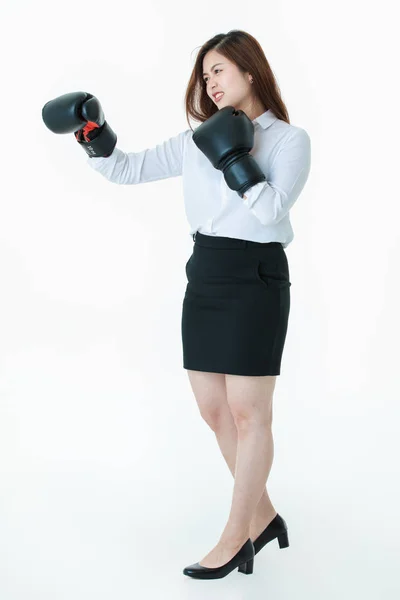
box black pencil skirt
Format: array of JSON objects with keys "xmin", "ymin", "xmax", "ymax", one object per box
[{"xmin": 181, "ymin": 231, "xmax": 291, "ymax": 376}]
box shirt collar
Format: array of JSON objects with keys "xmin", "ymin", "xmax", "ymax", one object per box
[{"xmin": 252, "ymin": 108, "xmax": 277, "ymax": 129}]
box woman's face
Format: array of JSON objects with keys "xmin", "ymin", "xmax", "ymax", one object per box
[{"xmin": 202, "ymin": 50, "xmax": 253, "ymax": 112}]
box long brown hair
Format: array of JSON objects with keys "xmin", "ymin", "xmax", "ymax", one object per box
[{"xmin": 184, "ymin": 29, "xmax": 290, "ymax": 131}]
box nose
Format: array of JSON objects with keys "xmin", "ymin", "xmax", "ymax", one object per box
[{"xmin": 209, "ymin": 77, "xmax": 218, "ymax": 91}]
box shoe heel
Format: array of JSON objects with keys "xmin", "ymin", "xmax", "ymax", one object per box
[
  {"xmin": 277, "ymin": 531, "xmax": 289, "ymax": 549},
  {"xmin": 238, "ymin": 557, "xmax": 254, "ymax": 575}
]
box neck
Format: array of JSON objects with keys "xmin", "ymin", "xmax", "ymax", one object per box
[{"xmin": 238, "ymin": 98, "xmax": 266, "ymax": 122}]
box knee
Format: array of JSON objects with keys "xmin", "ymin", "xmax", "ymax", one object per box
[
  {"xmin": 232, "ymin": 410, "xmax": 273, "ymax": 431},
  {"xmin": 200, "ymin": 405, "xmax": 235, "ymax": 432}
]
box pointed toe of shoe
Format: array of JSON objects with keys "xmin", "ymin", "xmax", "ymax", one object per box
[
  {"xmin": 183, "ymin": 562, "xmax": 223, "ymax": 579},
  {"xmin": 183, "ymin": 539, "xmax": 255, "ymax": 579},
  {"xmin": 183, "ymin": 562, "xmax": 200, "ymax": 576}
]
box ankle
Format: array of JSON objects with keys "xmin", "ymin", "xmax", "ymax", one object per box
[{"xmin": 254, "ymin": 492, "xmax": 277, "ymax": 521}]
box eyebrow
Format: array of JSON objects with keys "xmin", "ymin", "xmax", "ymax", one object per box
[{"xmin": 202, "ymin": 63, "xmax": 224, "ymax": 77}]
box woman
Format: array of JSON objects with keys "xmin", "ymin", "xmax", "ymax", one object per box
[
  {"xmin": 42, "ymin": 29, "xmax": 311, "ymax": 581},
  {"xmin": 180, "ymin": 30, "xmax": 311, "ymax": 579}
]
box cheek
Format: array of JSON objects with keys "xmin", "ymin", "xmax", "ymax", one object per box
[{"xmin": 225, "ymin": 75, "xmax": 239, "ymax": 89}]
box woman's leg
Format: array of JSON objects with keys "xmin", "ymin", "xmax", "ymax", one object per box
[
  {"xmin": 187, "ymin": 370, "xmax": 277, "ymax": 540},
  {"xmin": 216, "ymin": 373, "xmax": 277, "ymax": 547}
]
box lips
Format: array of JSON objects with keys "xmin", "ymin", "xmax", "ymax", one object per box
[{"xmin": 213, "ymin": 92, "xmax": 224, "ymax": 101}]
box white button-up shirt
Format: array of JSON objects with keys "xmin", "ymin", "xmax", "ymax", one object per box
[{"xmin": 87, "ymin": 109, "xmax": 311, "ymax": 248}]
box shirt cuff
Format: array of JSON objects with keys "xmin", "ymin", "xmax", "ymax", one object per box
[{"xmin": 242, "ymin": 181, "xmax": 268, "ymax": 209}]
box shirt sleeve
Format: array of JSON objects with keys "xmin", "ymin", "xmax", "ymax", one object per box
[
  {"xmin": 242, "ymin": 128, "xmax": 311, "ymax": 226},
  {"xmin": 86, "ymin": 129, "xmax": 190, "ymax": 184}
]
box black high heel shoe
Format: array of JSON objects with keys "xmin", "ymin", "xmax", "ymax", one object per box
[
  {"xmin": 252, "ymin": 513, "xmax": 289, "ymax": 556},
  {"xmin": 183, "ymin": 538, "xmax": 255, "ymax": 579}
]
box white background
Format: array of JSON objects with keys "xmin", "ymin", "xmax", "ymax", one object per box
[{"xmin": 0, "ymin": 0, "xmax": 399, "ymax": 597}]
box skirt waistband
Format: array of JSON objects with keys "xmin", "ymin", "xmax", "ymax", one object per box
[{"xmin": 192, "ymin": 231, "xmax": 282, "ymax": 249}]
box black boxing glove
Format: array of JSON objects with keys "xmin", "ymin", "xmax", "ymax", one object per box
[
  {"xmin": 192, "ymin": 105, "xmax": 266, "ymax": 197},
  {"xmin": 42, "ymin": 91, "xmax": 117, "ymax": 158}
]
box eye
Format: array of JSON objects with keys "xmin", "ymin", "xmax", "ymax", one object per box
[{"xmin": 204, "ymin": 69, "xmax": 221, "ymax": 83}]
